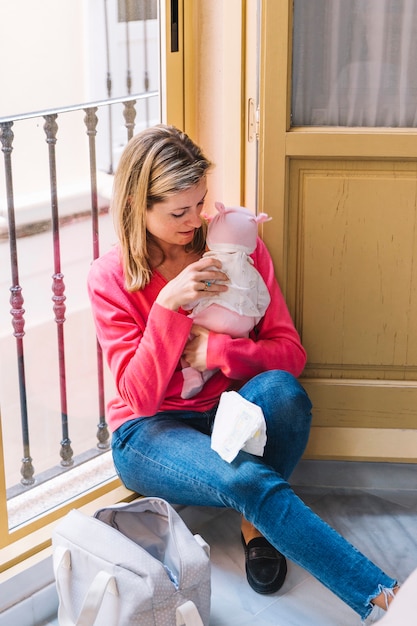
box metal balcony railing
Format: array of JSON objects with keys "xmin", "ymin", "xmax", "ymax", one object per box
[{"xmin": 0, "ymin": 92, "xmax": 158, "ymax": 551}]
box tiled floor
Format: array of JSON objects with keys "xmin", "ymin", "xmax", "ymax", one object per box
[{"xmin": 38, "ymin": 461, "xmax": 417, "ymax": 626}]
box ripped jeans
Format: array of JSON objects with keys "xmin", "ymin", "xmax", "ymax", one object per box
[{"xmin": 112, "ymin": 370, "xmax": 397, "ymax": 620}]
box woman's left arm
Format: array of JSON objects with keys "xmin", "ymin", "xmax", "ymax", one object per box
[{"xmin": 206, "ymin": 238, "xmax": 307, "ymax": 380}]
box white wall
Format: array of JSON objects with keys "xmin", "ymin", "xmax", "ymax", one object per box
[
  {"xmin": 0, "ymin": 0, "xmax": 159, "ymax": 221},
  {"xmin": 0, "ymin": 0, "xmax": 88, "ymax": 219}
]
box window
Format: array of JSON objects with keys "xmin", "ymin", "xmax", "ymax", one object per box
[{"xmin": 292, "ymin": 0, "xmax": 417, "ymax": 127}]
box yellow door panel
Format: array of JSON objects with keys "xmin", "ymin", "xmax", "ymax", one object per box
[
  {"xmin": 286, "ymin": 160, "xmax": 417, "ymax": 450},
  {"xmin": 288, "ymin": 160, "xmax": 417, "ymax": 379},
  {"xmin": 302, "ymin": 380, "xmax": 417, "ymax": 429},
  {"xmin": 304, "ymin": 426, "xmax": 417, "ymax": 463}
]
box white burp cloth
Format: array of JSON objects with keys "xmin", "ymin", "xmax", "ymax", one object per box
[{"xmin": 211, "ymin": 391, "xmax": 267, "ymax": 463}]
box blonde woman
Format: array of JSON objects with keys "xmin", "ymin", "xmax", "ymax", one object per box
[{"xmin": 88, "ymin": 124, "xmax": 398, "ymax": 620}]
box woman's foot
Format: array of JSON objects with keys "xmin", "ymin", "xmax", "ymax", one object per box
[{"xmin": 241, "ymin": 519, "xmax": 287, "ymax": 594}]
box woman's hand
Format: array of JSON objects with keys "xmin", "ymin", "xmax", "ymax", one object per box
[
  {"xmin": 182, "ymin": 325, "xmax": 210, "ymax": 371},
  {"xmin": 155, "ymin": 257, "xmax": 229, "ymax": 311}
]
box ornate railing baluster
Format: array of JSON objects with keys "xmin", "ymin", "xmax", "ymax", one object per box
[
  {"xmin": 84, "ymin": 107, "xmax": 100, "ymax": 259},
  {"xmin": 43, "ymin": 114, "xmax": 73, "ymax": 467},
  {"xmin": 84, "ymin": 107, "xmax": 110, "ymax": 450},
  {"xmin": 0, "ymin": 122, "xmax": 35, "ymax": 486},
  {"xmin": 123, "ymin": 99, "xmax": 137, "ymax": 141}
]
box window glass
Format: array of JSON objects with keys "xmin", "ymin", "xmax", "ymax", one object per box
[{"xmin": 292, "ymin": 0, "xmax": 417, "ymax": 127}]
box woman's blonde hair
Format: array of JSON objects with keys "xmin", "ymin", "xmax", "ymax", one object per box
[{"xmin": 112, "ymin": 124, "xmax": 212, "ymax": 291}]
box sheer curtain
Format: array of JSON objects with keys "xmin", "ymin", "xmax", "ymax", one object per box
[{"xmin": 292, "ymin": 0, "xmax": 417, "ymax": 127}]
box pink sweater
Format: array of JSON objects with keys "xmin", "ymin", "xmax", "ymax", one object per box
[{"xmin": 87, "ymin": 238, "xmax": 307, "ymax": 432}]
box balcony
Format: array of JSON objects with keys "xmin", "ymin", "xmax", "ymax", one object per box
[
  {"xmin": 0, "ymin": 92, "xmax": 156, "ymax": 590},
  {"xmin": 1, "ymin": 0, "xmax": 161, "ymax": 537},
  {"xmin": 0, "ymin": 2, "xmax": 165, "ymax": 621}
]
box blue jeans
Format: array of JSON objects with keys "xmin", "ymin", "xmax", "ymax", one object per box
[{"xmin": 112, "ymin": 370, "xmax": 396, "ymax": 619}]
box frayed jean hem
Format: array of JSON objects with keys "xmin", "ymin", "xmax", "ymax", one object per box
[{"xmin": 362, "ymin": 582, "xmax": 399, "ymax": 622}]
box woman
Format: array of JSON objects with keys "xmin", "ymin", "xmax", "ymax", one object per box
[{"xmin": 87, "ymin": 124, "xmax": 398, "ymax": 620}]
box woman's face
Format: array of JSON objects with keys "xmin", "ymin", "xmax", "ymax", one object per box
[{"xmin": 146, "ymin": 178, "xmax": 207, "ymax": 248}]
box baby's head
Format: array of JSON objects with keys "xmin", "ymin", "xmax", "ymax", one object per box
[{"xmin": 206, "ymin": 202, "xmax": 271, "ymax": 254}]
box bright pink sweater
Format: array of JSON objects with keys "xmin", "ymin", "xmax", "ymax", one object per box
[{"xmin": 87, "ymin": 238, "xmax": 307, "ymax": 432}]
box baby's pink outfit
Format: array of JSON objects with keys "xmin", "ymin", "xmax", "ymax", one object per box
[{"xmin": 181, "ymin": 202, "xmax": 271, "ymax": 399}]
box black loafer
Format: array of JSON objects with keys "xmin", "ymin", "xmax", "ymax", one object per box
[{"xmin": 241, "ymin": 533, "xmax": 287, "ymax": 594}]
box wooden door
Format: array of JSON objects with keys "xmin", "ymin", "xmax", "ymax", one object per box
[{"xmin": 257, "ymin": 0, "xmax": 417, "ymax": 462}]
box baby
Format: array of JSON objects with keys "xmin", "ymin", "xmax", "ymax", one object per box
[{"xmin": 181, "ymin": 201, "xmax": 271, "ymax": 399}]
